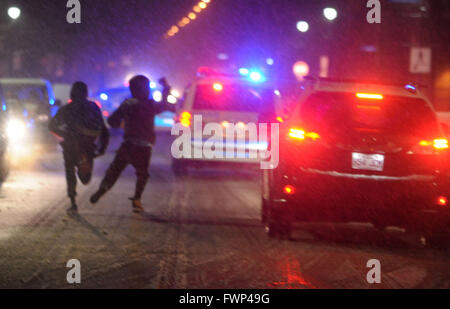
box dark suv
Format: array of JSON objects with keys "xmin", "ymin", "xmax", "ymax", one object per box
[{"xmin": 262, "ymin": 79, "xmax": 449, "ymax": 244}]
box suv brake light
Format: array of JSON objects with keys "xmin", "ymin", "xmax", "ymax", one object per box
[
  {"xmin": 418, "ymin": 138, "xmax": 448, "ymax": 150},
  {"xmin": 356, "ymin": 93, "xmax": 384, "ymax": 100},
  {"xmin": 288, "ymin": 128, "xmax": 321, "ymax": 141}
]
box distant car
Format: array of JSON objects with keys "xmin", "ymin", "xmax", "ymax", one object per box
[
  {"xmin": 262, "ymin": 78, "xmax": 449, "ymax": 245},
  {"xmin": 94, "ymin": 86, "xmax": 175, "ymax": 130},
  {"xmin": 0, "ymin": 91, "xmax": 9, "ymax": 182},
  {"xmin": 0, "ymin": 78, "xmax": 59, "ymax": 153},
  {"xmin": 171, "ymin": 69, "xmax": 280, "ymax": 175}
]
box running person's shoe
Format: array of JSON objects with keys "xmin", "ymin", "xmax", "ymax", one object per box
[{"xmin": 130, "ymin": 198, "xmax": 144, "ymax": 213}]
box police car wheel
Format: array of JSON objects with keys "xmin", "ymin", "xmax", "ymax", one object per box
[{"xmin": 172, "ymin": 159, "xmax": 187, "ymax": 176}]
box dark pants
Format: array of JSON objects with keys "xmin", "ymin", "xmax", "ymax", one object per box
[
  {"xmin": 99, "ymin": 142, "xmax": 151, "ymax": 200},
  {"xmin": 62, "ymin": 140, "xmax": 94, "ymax": 199}
]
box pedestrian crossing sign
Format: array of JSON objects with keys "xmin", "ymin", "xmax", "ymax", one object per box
[{"xmin": 410, "ymin": 47, "xmax": 432, "ymax": 74}]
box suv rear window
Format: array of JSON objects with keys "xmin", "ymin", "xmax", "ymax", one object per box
[
  {"xmin": 193, "ymin": 83, "xmax": 273, "ymax": 113},
  {"xmin": 299, "ymin": 92, "xmax": 440, "ymax": 139}
]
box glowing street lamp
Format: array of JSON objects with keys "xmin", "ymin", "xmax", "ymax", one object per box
[
  {"xmin": 8, "ymin": 7, "xmax": 21, "ymax": 20},
  {"xmin": 296, "ymin": 21, "xmax": 309, "ymax": 33},
  {"xmin": 323, "ymin": 8, "xmax": 338, "ymax": 21}
]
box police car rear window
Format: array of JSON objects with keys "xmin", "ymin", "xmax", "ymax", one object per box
[{"xmin": 193, "ymin": 83, "xmax": 272, "ymax": 112}]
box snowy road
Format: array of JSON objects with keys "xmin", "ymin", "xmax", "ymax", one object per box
[{"xmin": 0, "ymin": 133, "xmax": 449, "ymax": 289}]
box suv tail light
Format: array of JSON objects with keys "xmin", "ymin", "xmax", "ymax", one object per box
[
  {"xmin": 288, "ymin": 128, "xmax": 321, "ymax": 141},
  {"xmin": 418, "ymin": 138, "xmax": 449, "ymax": 151}
]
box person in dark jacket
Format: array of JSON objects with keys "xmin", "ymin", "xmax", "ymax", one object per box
[
  {"xmin": 90, "ymin": 75, "xmax": 173, "ymax": 213},
  {"xmin": 49, "ymin": 82, "xmax": 110, "ymax": 212}
]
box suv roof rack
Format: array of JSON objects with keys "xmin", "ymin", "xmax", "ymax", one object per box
[{"xmin": 303, "ymin": 76, "xmax": 427, "ymax": 90}]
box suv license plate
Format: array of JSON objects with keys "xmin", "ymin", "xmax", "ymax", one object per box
[{"xmin": 352, "ymin": 153, "xmax": 385, "ymax": 172}]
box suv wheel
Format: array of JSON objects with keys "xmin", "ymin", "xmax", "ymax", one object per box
[
  {"xmin": 426, "ymin": 231, "xmax": 449, "ymax": 250},
  {"xmin": 265, "ymin": 205, "xmax": 292, "ymax": 240}
]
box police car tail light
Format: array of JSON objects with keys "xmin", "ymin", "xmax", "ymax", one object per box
[
  {"xmin": 213, "ymin": 83, "xmax": 223, "ymax": 92},
  {"xmin": 288, "ymin": 128, "xmax": 320, "ymax": 141},
  {"xmin": 356, "ymin": 93, "xmax": 384, "ymax": 100},
  {"xmin": 180, "ymin": 111, "xmax": 192, "ymax": 128}
]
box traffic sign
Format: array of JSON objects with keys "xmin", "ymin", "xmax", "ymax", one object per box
[{"xmin": 410, "ymin": 47, "xmax": 432, "ymax": 74}]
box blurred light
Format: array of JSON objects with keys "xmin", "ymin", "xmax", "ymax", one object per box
[
  {"xmin": 167, "ymin": 95, "xmax": 177, "ymax": 104},
  {"xmin": 296, "ymin": 21, "xmax": 309, "ymax": 32},
  {"xmin": 274, "ymin": 90, "xmax": 281, "ymax": 96},
  {"xmin": 153, "ymin": 90, "xmax": 162, "ymax": 102},
  {"xmin": 8, "ymin": 7, "xmax": 21, "ymax": 20},
  {"xmin": 405, "ymin": 84, "xmax": 417, "ymax": 93},
  {"xmin": 221, "ymin": 121, "xmax": 230, "ymax": 128},
  {"xmin": 102, "ymin": 111, "xmax": 110, "ymax": 117},
  {"xmin": 171, "ymin": 90, "xmax": 181, "ymax": 98},
  {"xmin": 49, "ymin": 98, "xmax": 55, "ymax": 105},
  {"xmin": 7, "ymin": 119, "xmax": 26, "ymax": 142},
  {"xmin": 2, "ymin": 104, "xmax": 6, "ymax": 111},
  {"xmin": 283, "ymin": 185, "xmax": 296, "ymax": 195},
  {"xmin": 202, "ymin": 0, "xmax": 211, "ymax": 3},
  {"xmin": 434, "ymin": 138, "xmax": 448, "ymax": 150},
  {"xmin": 239, "ymin": 68, "xmax": 249, "ymax": 76},
  {"xmin": 323, "ymin": 8, "xmax": 338, "ymax": 21},
  {"xmin": 437, "ymin": 196, "xmax": 447, "ymax": 206},
  {"xmin": 188, "ymin": 12, "xmax": 197, "ymax": 20},
  {"xmin": 266, "ymin": 58, "xmax": 274, "ymax": 66},
  {"xmin": 100, "ymin": 93, "xmax": 109, "ymax": 101},
  {"xmin": 180, "ymin": 111, "xmax": 192, "ymax": 127},
  {"xmin": 249, "ymin": 71, "xmax": 263, "ymax": 82},
  {"xmin": 213, "ymin": 83, "xmax": 224, "ymax": 92},
  {"xmin": 198, "ymin": 2, "xmax": 207, "ymax": 9},
  {"xmin": 289, "ymin": 128, "xmax": 305, "ymax": 140},
  {"xmin": 276, "ymin": 116, "xmax": 284, "ymax": 123},
  {"xmin": 356, "ymin": 93, "xmax": 384, "ymax": 100},
  {"xmin": 293, "ymin": 61, "xmax": 310, "ymax": 79},
  {"xmin": 150, "ymin": 82, "xmax": 157, "ymax": 89},
  {"xmin": 182, "ymin": 17, "xmax": 190, "ymax": 25},
  {"xmin": 217, "ymin": 53, "xmax": 229, "ymax": 60},
  {"xmin": 236, "ymin": 122, "xmax": 246, "ymax": 129},
  {"xmin": 193, "ymin": 6, "xmax": 202, "ymax": 13}
]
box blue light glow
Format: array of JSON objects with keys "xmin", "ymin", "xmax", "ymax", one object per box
[
  {"xmin": 249, "ymin": 71, "xmax": 264, "ymax": 83},
  {"xmin": 100, "ymin": 93, "xmax": 109, "ymax": 101},
  {"xmin": 239, "ymin": 68, "xmax": 249, "ymax": 76},
  {"xmin": 2, "ymin": 104, "xmax": 6, "ymax": 111},
  {"xmin": 405, "ymin": 84, "xmax": 416, "ymax": 91},
  {"xmin": 49, "ymin": 98, "xmax": 55, "ymax": 105}
]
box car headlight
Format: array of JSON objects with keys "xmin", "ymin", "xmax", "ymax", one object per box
[{"xmin": 6, "ymin": 119, "xmax": 27, "ymax": 141}]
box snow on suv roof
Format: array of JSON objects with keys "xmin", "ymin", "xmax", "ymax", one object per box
[{"xmin": 305, "ymin": 78, "xmax": 425, "ymax": 100}]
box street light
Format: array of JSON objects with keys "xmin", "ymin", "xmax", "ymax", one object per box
[
  {"xmin": 296, "ymin": 21, "xmax": 309, "ymax": 33},
  {"xmin": 323, "ymin": 8, "xmax": 338, "ymax": 21},
  {"xmin": 7, "ymin": 7, "xmax": 21, "ymax": 20}
]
